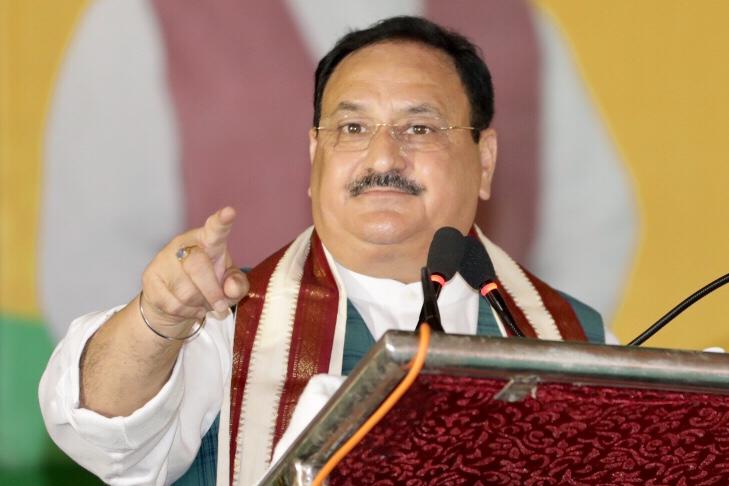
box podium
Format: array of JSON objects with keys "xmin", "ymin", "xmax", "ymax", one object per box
[{"xmin": 261, "ymin": 332, "xmax": 729, "ymax": 485}]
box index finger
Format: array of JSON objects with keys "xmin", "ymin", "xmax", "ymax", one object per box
[{"xmin": 199, "ymin": 206, "xmax": 236, "ymax": 254}]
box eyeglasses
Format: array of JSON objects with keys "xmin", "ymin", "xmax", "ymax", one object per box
[{"xmin": 315, "ymin": 121, "xmax": 476, "ymax": 152}]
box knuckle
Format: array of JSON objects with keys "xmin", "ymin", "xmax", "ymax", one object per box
[
  {"xmin": 141, "ymin": 278, "xmax": 164, "ymax": 304},
  {"xmin": 200, "ymin": 285, "xmax": 223, "ymax": 304},
  {"xmin": 158, "ymin": 299, "xmax": 178, "ymax": 316},
  {"xmin": 167, "ymin": 300, "xmax": 189, "ymax": 317},
  {"xmin": 175, "ymin": 284, "xmax": 203, "ymax": 307},
  {"xmin": 145, "ymin": 292, "xmax": 167, "ymax": 314},
  {"xmin": 181, "ymin": 250, "xmax": 207, "ymax": 272}
]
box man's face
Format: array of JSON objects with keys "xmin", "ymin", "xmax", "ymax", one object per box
[{"xmin": 309, "ymin": 41, "xmax": 496, "ymax": 267}]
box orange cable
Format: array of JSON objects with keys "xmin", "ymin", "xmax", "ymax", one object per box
[{"xmin": 311, "ymin": 323, "xmax": 432, "ymax": 486}]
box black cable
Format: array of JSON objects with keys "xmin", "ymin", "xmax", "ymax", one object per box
[{"xmin": 628, "ymin": 272, "xmax": 729, "ymax": 346}]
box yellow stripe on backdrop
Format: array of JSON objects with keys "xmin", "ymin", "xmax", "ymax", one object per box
[
  {"xmin": 1, "ymin": 2, "xmax": 94, "ymax": 478},
  {"xmin": 0, "ymin": 0, "xmax": 88, "ymax": 317},
  {"xmin": 536, "ymin": 1, "xmax": 729, "ymax": 349}
]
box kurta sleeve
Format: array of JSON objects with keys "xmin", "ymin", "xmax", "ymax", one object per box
[{"xmin": 38, "ymin": 306, "xmax": 234, "ymax": 485}]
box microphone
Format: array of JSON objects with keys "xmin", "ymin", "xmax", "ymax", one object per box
[
  {"xmin": 460, "ymin": 236, "xmax": 525, "ymax": 337},
  {"xmin": 416, "ymin": 227, "xmax": 467, "ymax": 331}
]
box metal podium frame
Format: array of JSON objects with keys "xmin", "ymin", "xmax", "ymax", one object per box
[{"xmin": 259, "ymin": 332, "xmax": 729, "ymax": 485}]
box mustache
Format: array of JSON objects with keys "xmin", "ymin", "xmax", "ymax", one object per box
[{"xmin": 347, "ymin": 171, "xmax": 425, "ymax": 197}]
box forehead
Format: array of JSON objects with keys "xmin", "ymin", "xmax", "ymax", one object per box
[{"xmin": 321, "ymin": 41, "xmax": 470, "ymax": 119}]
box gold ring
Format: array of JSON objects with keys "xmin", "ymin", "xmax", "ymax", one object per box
[{"xmin": 175, "ymin": 245, "xmax": 198, "ymax": 262}]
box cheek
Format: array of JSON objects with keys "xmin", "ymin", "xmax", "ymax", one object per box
[
  {"xmin": 311, "ymin": 153, "xmax": 358, "ymax": 202},
  {"xmin": 417, "ymin": 155, "xmax": 480, "ymax": 195},
  {"xmin": 416, "ymin": 155, "xmax": 482, "ymax": 217}
]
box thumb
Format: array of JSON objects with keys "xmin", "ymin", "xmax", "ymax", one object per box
[{"xmin": 222, "ymin": 267, "xmax": 249, "ymax": 303}]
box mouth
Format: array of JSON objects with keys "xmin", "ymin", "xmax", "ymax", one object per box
[{"xmin": 359, "ymin": 187, "xmax": 412, "ymax": 195}]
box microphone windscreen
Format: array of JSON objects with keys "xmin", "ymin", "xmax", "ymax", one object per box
[
  {"xmin": 427, "ymin": 227, "xmax": 466, "ymax": 280},
  {"xmin": 460, "ymin": 236, "xmax": 497, "ymax": 289}
]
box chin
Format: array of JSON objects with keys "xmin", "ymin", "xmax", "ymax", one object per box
[{"xmin": 352, "ymin": 216, "xmax": 420, "ymax": 246}]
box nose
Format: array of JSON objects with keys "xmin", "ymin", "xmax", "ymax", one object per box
[{"xmin": 363, "ymin": 125, "xmax": 407, "ymax": 173}]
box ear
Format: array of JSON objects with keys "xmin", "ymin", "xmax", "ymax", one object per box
[
  {"xmin": 477, "ymin": 128, "xmax": 497, "ymax": 200},
  {"xmin": 308, "ymin": 127, "xmax": 318, "ymax": 166},
  {"xmin": 307, "ymin": 128, "xmax": 318, "ymax": 198}
]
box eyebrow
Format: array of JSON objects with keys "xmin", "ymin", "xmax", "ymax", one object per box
[
  {"xmin": 404, "ymin": 103, "xmax": 446, "ymax": 118},
  {"xmin": 329, "ymin": 101, "xmax": 364, "ymax": 115}
]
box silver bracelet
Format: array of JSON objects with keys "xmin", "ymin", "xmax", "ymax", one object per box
[{"xmin": 138, "ymin": 290, "xmax": 206, "ymax": 341}]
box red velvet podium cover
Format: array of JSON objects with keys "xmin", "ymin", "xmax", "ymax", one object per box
[{"xmin": 261, "ymin": 332, "xmax": 729, "ymax": 485}]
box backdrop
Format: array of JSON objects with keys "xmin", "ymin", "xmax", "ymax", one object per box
[{"xmin": 2, "ymin": 1, "xmax": 728, "ymax": 483}]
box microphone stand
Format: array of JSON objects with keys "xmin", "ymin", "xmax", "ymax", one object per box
[{"xmin": 417, "ymin": 267, "xmax": 444, "ymax": 332}]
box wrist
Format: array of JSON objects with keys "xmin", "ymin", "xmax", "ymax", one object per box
[{"xmin": 138, "ymin": 292, "xmax": 205, "ymax": 341}]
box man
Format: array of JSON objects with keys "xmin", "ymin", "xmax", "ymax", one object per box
[{"xmin": 39, "ymin": 16, "xmax": 604, "ymax": 486}]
